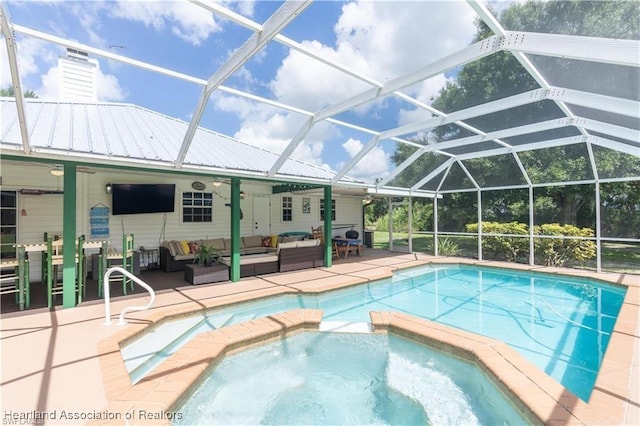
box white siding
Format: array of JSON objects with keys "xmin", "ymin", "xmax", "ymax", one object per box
[
  {"xmin": 1, "ymin": 163, "xmax": 65, "ymax": 282},
  {"xmin": 268, "ymin": 193, "xmax": 363, "ymax": 238},
  {"xmin": 1, "ymin": 162, "xmax": 364, "ymax": 283}
]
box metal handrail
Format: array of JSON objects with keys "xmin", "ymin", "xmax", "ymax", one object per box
[{"xmin": 103, "ymin": 266, "xmax": 155, "ymax": 326}]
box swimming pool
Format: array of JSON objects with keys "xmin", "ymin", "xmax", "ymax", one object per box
[
  {"xmin": 174, "ymin": 332, "xmax": 532, "ymax": 425},
  {"xmin": 121, "ymin": 264, "xmax": 626, "ymax": 401}
]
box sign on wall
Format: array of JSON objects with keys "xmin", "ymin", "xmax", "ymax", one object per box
[{"xmin": 90, "ymin": 204, "xmax": 110, "ymax": 238}]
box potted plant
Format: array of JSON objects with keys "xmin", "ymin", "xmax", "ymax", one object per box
[{"xmin": 194, "ymin": 244, "xmax": 219, "ymax": 267}]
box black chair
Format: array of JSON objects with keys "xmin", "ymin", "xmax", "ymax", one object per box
[{"xmin": 345, "ymin": 230, "xmax": 359, "ymax": 239}]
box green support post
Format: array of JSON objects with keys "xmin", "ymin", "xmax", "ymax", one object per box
[
  {"xmin": 62, "ymin": 163, "xmax": 77, "ymax": 308},
  {"xmin": 230, "ymin": 177, "xmax": 241, "ymax": 282},
  {"xmin": 77, "ymin": 234, "xmax": 85, "ymax": 304},
  {"xmin": 324, "ymin": 186, "xmax": 332, "ymax": 267},
  {"xmin": 17, "ymin": 246, "xmax": 26, "ymax": 310},
  {"xmin": 98, "ymin": 241, "xmax": 108, "ymax": 297}
]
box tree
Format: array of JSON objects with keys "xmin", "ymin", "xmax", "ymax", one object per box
[
  {"xmin": 0, "ymin": 87, "xmax": 38, "ymax": 98},
  {"xmin": 388, "ymin": 0, "xmax": 640, "ymax": 233}
]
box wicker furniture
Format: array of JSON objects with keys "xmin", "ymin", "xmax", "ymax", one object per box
[
  {"xmin": 218, "ymin": 253, "xmax": 279, "ymax": 278},
  {"xmin": 278, "ymin": 241, "xmax": 324, "ymax": 272},
  {"xmin": 160, "ymin": 235, "xmax": 275, "ymax": 272},
  {"xmin": 184, "ymin": 263, "xmax": 229, "ymax": 285}
]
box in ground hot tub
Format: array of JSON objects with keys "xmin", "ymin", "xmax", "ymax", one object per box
[{"xmin": 173, "ymin": 332, "xmax": 532, "ymax": 425}]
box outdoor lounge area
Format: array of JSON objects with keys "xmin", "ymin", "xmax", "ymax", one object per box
[{"xmin": 1, "ymin": 0, "xmax": 639, "ymax": 425}]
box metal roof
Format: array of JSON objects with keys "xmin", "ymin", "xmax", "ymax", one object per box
[
  {"xmin": 0, "ymin": 98, "xmax": 360, "ymax": 186},
  {"xmin": 1, "ymin": 1, "xmax": 638, "ymax": 197}
]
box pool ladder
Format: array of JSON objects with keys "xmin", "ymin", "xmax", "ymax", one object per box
[{"xmin": 103, "ymin": 266, "xmax": 156, "ymax": 326}]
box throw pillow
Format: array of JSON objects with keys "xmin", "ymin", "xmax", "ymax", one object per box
[
  {"xmin": 168, "ymin": 240, "xmax": 181, "ymax": 257},
  {"xmin": 179, "ymin": 240, "xmax": 190, "ymax": 255},
  {"xmin": 262, "ymin": 236, "xmax": 271, "ymax": 247},
  {"xmin": 188, "ymin": 241, "xmax": 199, "ymax": 254}
]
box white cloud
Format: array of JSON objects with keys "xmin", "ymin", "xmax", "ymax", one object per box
[
  {"xmin": 398, "ymin": 74, "xmax": 451, "ymax": 127},
  {"xmin": 36, "ymin": 66, "xmax": 59, "ymax": 99},
  {"xmin": 1, "ymin": 37, "xmax": 57, "ymax": 90},
  {"xmin": 334, "ymin": 1, "xmax": 475, "ymax": 84},
  {"xmin": 216, "ymin": 94, "xmax": 336, "ymax": 169},
  {"xmin": 96, "ymin": 68, "xmax": 127, "ymax": 101},
  {"xmin": 269, "ymin": 41, "xmax": 372, "ymax": 111},
  {"xmin": 109, "ymin": 1, "xmax": 222, "ymax": 46},
  {"xmin": 67, "ymin": 2, "xmax": 109, "ymax": 47},
  {"xmin": 225, "ymin": 1, "xmax": 476, "ymax": 178},
  {"xmin": 225, "ymin": 0, "xmax": 256, "ymax": 18},
  {"xmin": 338, "ymin": 138, "xmax": 390, "ymax": 182}
]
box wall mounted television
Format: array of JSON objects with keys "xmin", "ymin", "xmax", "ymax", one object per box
[{"xmin": 111, "ymin": 184, "xmax": 176, "ymax": 215}]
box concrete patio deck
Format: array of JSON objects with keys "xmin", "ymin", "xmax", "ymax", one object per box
[{"xmin": 1, "ymin": 251, "xmax": 638, "ymax": 425}]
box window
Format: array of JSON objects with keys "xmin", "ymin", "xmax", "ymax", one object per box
[
  {"xmin": 0, "ymin": 191, "xmax": 17, "ymax": 259},
  {"xmin": 320, "ymin": 199, "xmax": 336, "ymax": 221},
  {"xmin": 282, "ymin": 196, "xmax": 292, "ymax": 222},
  {"xmin": 182, "ymin": 192, "xmax": 213, "ymax": 223}
]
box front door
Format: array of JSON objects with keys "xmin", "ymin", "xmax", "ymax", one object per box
[{"xmin": 252, "ymin": 196, "xmax": 271, "ymax": 236}]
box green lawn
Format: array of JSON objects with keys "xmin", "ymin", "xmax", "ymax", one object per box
[{"xmin": 371, "ymin": 231, "xmax": 640, "ymax": 274}]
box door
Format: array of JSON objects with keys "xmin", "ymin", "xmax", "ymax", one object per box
[{"xmin": 252, "ymin": 197, "xmax": 271, "ymax": 236}]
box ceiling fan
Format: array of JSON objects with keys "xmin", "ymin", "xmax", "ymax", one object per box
[{"xmin": 48, "ymin": 164, "xmax": 96, "ymax": 176}]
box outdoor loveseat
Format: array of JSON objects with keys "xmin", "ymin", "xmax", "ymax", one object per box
[{"xmin": 277, "ymin": 239, "xmax": 324, "ymax": 272}]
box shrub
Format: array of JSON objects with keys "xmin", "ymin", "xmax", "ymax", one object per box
[
  {"xmin": 465, "ymin": 221, "xmax": 596, "ymax": 266},
  {"xmin": 435, "ymin": 237, "xmax": 459, "ymax": 256},
  {"xmin": 466, "ymin": 221, "xmax": 528, "ymax": 262},
  {"xmin": 533, "ymin": 223, "xmax": 596, "ymax": 267}
]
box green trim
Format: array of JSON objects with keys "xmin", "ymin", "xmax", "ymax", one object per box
[
  {"xmin": 272, "ymin": 183, "xmax": 322, "ymax": 194},
  {"xmin": 62, "ymin": 164, "xmax": 77, "ymax": 308},
  {"xmin": 1, "ymin": 154, "xmax": 335, "ymax": 187},
  {"xmin": 323, "ymin": 186, "xmax": 333, "ymax": 267},
  {"xmin": 230, "ymin": 178, "xmax": 241, "ymax": 282}
]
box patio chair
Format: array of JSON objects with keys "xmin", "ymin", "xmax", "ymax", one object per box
[
  {"xmin": 45, "ymin": 235, "xmax": 84, "ymax": 308},
  {"xmin": 333, "ymin": 240, "xmax": 349, "ymax": 259},
  {"xmin": 99, "ymin": 234, "xmax": 135, "ymax": 296},
  {"xmin": 0, "ymin": 246, "xmax": 29, "ymax": 310},
  {"xmin": 311, "ymin": 226, "xmax": 323, "ymax": 243},
  {"xmin": 345, "ymin": 230, "xmax": 359, "ymax": 239}
]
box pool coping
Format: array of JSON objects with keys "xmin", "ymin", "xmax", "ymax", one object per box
[{"xmin": 90, "ymin": 259, "xmax": 639, "ymax": 425}]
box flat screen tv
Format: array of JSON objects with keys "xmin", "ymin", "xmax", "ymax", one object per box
[{"xmin": 111, "ymin": 184, "xmax": 175, "ymax": 215}]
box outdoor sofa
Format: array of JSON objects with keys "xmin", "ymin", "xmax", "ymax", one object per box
[
  {"xmin": 160, "ymin": 235, "xmax": 325, "ymax": 274},
  {"xmin": 160, "ymin": 235, "xmax": 274, "ymax": 272},
  {"xmin": 277, "ymin": 239, "xmax": 324, "ymax": 272}
]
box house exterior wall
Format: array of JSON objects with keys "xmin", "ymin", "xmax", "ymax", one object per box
[{"xmin": 1, "ymin": 162, "xmax": 363, "ymax": 283}]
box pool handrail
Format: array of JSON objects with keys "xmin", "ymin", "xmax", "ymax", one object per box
[{"xmin": 103, "ymin": 266, "xmax": 155, "ymax": 326}]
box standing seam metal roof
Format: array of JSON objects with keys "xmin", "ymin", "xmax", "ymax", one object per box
[{"xmin": 0, "ymin": 98, "xmax": 356, "ymax": 184}]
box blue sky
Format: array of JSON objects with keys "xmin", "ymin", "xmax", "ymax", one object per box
[{"xmin": 1, "ymin": 1, "xmax": 488, "ymax": 183}]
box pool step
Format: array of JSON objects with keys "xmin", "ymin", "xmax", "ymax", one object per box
[
  {"xmin": 319, "ymin": 321, "xmax": 373, "ymax": 333},
  {"xmin": 128, "ymin": 312, "xmax": 236, "ymax": 384}
]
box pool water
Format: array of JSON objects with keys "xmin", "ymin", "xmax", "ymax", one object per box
[
  {"xmin": 122, "ymin": 264, "xmax": 626, "ymax": 401},
  {"xmin": 173, "ymin": 332, "xmax": 532, "ymax": 425}
]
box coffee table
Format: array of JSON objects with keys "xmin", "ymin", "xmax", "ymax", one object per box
[{"xmin": 184, "ymin": 263, "xmax": 229, "ymax": 285}]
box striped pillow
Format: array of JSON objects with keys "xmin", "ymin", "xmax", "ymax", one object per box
[{"xmin": 168, "ymin": 240, "xmax": 182, "ymax": 257}]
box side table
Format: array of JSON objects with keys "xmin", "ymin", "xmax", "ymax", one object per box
[
  {"xmin": 184, "ymin": 263, "xmax": 229, "ymax": 285},
  {"xmin": 140, "ymin": 248, "xmax": 160, "ymax": 271}
]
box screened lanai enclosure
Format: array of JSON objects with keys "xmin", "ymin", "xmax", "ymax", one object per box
[{"xmin": 1, "ymin": 1, "xmax": 639, "ymax": 274}]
